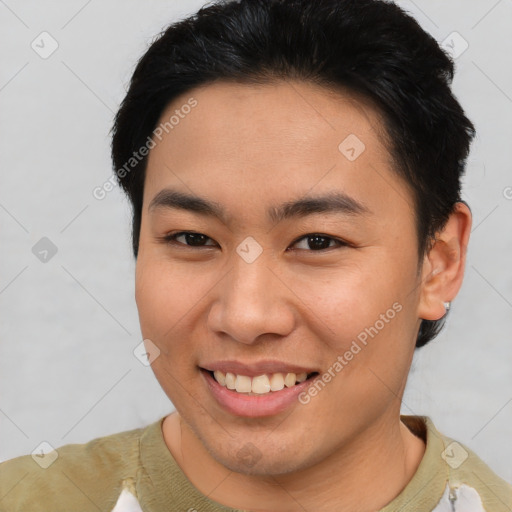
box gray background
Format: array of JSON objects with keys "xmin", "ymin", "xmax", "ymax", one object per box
[{"xmin": 1, "ymin": 0, "xmax": 511, "ymax": 484}]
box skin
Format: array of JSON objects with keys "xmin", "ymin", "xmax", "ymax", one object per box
[{"xmin": 135, "ymin": 80, "xmax": 472, "ymax": 511}]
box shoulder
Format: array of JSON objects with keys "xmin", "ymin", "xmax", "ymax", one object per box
[
  {"xmin": 0, "ymin": 423, "xmax": 148, "ymax": 512},
  {"xmin": 432, "ymin": 421, "xmax": 512, "ymax": 511}
]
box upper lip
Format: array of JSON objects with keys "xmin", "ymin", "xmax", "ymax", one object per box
[{"xmin": 200, "ymin": 360, "xmax": 318, "ymax": 377}]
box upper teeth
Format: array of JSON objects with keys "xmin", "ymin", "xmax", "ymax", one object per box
[{"xmin": 213, "ymin": 370, "xmax": 308, "ymax": 394}]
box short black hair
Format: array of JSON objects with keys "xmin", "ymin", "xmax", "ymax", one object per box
[{"xmin": 111, "ymin": 0, "xmax": 475, "ymax": 348}]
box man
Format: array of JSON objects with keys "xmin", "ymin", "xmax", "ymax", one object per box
[{"xmin": 1, "ymin": 0, "xmax": 511, "ymax": 510}]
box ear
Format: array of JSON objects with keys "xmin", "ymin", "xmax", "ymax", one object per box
[{"xmin": 417, "ymin": 202, "xmax": 472, "ymax": 321}]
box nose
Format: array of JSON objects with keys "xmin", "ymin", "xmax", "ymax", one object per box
[{"xmin": 207, "ymin": 248, "xmax": 295, "ymax": 345}]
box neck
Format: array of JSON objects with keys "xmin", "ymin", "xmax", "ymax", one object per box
[{"xmin": 163, "ymin": 411, "xmax": 425, "ymax": 511}]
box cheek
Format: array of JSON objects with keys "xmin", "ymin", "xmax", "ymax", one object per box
[
  {"xmin": 289, "ymin": 258, "xmax": 410, "ymax": 343},
  {"xmin": 287, "ymin": 253, "xmax": 418, "ymax": 399},
  {"xmin": 135, "ymin": 257, "xmax": 203, "ymax": 404},
  {"xmin": 135, "ymin": 256, "xmax": 188, "ymax": 343},
  {"xmin": 135, "ymin": 254, "xmax": 218, "ymax": 360}
]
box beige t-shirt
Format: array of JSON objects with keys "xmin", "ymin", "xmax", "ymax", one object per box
[{"xmin": 1, "ymin": 415, "xmax": 510, "ymax": 511}]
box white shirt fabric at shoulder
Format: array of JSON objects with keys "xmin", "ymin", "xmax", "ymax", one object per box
[
  {"xmin": 110, "ymin": 488, "xmax": 144, "ymax": 512},
  {"xmin": 432, "ymin": 483, "xmax": 486, "ymax": 512}
]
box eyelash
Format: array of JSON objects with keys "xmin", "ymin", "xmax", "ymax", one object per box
[{"xmin": 159, "ymin": 231, "xmax": 350, "ymax": 252}]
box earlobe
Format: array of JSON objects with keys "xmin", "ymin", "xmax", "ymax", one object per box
[{"xmin": 417, "ymin": 202, "xmax": 472, "ymax": 321}]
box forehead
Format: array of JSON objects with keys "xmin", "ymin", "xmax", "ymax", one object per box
[
  {"xmin": 143, "ymin": 79, "xmax": 414, "ymax": 223},
  {"xmin": 151, "ymin": 79, "xmax": 387, "ymax": 159}
]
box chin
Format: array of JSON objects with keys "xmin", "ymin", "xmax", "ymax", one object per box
[
  {"xmin": 196, "ymin": 424, "xmax": 321, "ymax": 476},
  {"xmin": 211, "ymin": 447, "xmax": 310, "ymax": 476}
]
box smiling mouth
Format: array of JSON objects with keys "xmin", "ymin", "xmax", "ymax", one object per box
[{"xmin": 205, "ymin": 369, "xmax": 319, "ymax": 395}]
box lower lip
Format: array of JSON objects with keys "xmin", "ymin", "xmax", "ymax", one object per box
[{"xmin": 201, "ymin": 369, "xmax": 314, "ymax": 417}]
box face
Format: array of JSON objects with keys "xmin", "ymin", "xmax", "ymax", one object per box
[{"xmin": 135, "ymin": 80, "xmax": 425, "ymax": 476}]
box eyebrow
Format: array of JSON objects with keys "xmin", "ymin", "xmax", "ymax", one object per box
[{"xmin": 148, "ymin": 188, "xmax": 371, "ymax": 225}]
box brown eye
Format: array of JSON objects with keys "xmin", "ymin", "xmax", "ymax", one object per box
[
  {"xmin": 163, "ymin": 232, "xmax": 216, "ymax": 247},
  {"xmin": 290, "ymin": 234, "xmax": 346, "ymax": 251}
]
